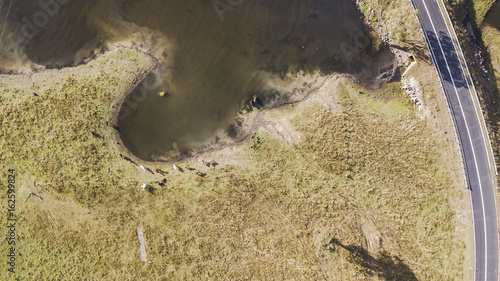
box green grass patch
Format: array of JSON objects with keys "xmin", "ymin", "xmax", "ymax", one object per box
[{"xmin": 472, "ymin": 0, "xmax": 497, "ymax": 25}]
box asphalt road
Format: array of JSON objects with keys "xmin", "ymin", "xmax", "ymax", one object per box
[{"xmin": 412, "ymin": 0, "xmax": 499, "ymax": 280}]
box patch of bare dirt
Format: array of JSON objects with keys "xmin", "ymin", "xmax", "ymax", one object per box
[
  {"xmin": 254, "ymin": 115, "xmax": 302, "ymax": 145},
  {"xmin": 244, "ymin": 76, "xmax": 343, "ymax": 146}
]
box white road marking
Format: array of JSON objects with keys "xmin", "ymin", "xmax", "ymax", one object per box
[
  {"xmin": 435, "ymin": 2, "xmax": 500, "ymax": 278},
  {"xmin": 437, "ymin": 0, "xmax": 498, "ymax": 177},
  {"xmin": 419, "ymin": 1, "xmax": 489, "ymax": 280}
]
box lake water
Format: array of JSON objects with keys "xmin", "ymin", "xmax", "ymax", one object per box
[{"xmin": 0, "ymin": 0, "xmax": 396, "ymax": 161}]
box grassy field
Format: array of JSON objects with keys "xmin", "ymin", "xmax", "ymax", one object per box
[
  {"xmin": 470, "ymin": 0, "xmax": 497, "ymax": 25},
  {"xmin": 357, "ymin": 0, "xmax": 423, "ymax": 47},
  {"xmin": 440, "ymin": 0, "xmax": 496, "ymax": 26},
  {"xmin": 483, "ymin": 24, "xmax": 500, "ymax": 84},
  {"xmin": 482, "ymin": 19, "xmax": 500, "ymax": 186},
  {"xmin": 0, "ymin": 43, "xmax": 471, "ymax": 280}
]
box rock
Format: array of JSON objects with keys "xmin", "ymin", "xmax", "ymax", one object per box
[{"xmin": 402, "ymin": 77, "xmax": 423, "ymax": 111}]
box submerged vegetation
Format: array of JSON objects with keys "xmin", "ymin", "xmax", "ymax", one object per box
[{"xmin": 0, "ymin": 44, "xmax": 469, "ymax": 279}]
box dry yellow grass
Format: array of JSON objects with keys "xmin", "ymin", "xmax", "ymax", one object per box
[
  {"xmin": 357, "ymin": 0, "xmax": 422, "ymax": 47},
  {"xmin": 0, "ymin": 42, "xmax": 470, "ymax": 280}
]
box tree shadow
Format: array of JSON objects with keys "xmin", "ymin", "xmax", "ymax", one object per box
[
  {"xmin": 332, "ymin": 238, "xmax": 418, "ymax": 281},
  {"xmin": 438, "ymin": 30, "xmax": 468, "ymax": 88}
]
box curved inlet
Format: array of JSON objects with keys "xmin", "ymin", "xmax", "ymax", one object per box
[{"xmin": 0, "ymin": 0, "xmax": 397, "ymax": 161}]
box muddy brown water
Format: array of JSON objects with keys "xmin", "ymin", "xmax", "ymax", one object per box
[{"xmin": 0, "ymin": 0, "xmax": 396, "ymax": 161}]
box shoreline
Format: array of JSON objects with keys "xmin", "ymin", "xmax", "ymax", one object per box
[
  {"xmin": 112, "ymin": 69, "xmax": 397, "ymax": 165},
  {"xmin": 0, "ymin": 45, "xmax": 161, "ymax": 163},
  {"xmin": 109, "ymin": 47, "xmax": 160, "ymax": 161},
  {"xmin": 172, "ymin": 75, "xmax": 333, "ymax": 161},
  {"xmin": 125, "ymin": 72, "xmax": 336, "ymax": 164},
  {"xmin": 0, "ymin": 44, "xmax": 401, "ymax": 165}
]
